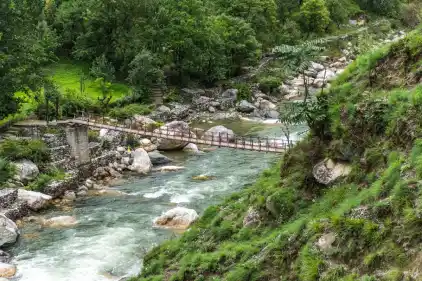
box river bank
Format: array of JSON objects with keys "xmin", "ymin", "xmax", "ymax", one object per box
[{"xmin": 4, "ymin": 120, "xmax": 304, "ymax": 281}]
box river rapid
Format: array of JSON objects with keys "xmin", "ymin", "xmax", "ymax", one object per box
[{"xmin": 8, "ymin": 120, "xmax": 306, "ymax": 281}]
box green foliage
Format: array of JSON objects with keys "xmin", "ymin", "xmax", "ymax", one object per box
[
  {"xmin": 0, "ymin": 139, "xmax": 50, "ymax": 165},
  {"xmin": 88, "ymin": 130, "xmax": 100, "ymax": 142},
  {"xmin": 355, "ymin": 0, "xmax": 401, "ymax": 16},
  {"xmin": 27, "ymin": 168, "xmax": 65, "ymax": 192},
  {"xmin": 299, "ymin": 0, "xmax": 331, "ymax": 34},
  {"xmin": 232, "ymin": 83, "xmax": 252, "ymax": 101},
  {"xmin": 258, "ymin": 77, "xmax": 281, "ymax": 94},
  {"xmin": 108, "ymin": 104, "xmax": 153, "ymax": 120},
  {"xmin": 0, "ymin": 158, "xmax": 15, "ymax": 185}
]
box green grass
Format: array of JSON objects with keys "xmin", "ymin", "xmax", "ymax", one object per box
[{"xmin": 44, "ymin": 59, "xmax": 130, "ymax": 101}]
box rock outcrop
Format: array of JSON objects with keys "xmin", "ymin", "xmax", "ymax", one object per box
[
  {"xmin": 183, "ymin": 143, "xmax": 200, "ymax": 154},
  {"xmin": 0, "ymin": 214, "xmax": 19, "ymax": 247},
  {"xmin": 14, "ymin": 160, "xmax": 39, "ymax": 183},
  {"xmin": 128, "ymin": 148, "xmax": 152, "ymax": 174},
  {"xmin": 17, "ymin": 189, "xmax": 52, "ymax": 211},
  {"xmin": 313, "ymin": 159, "xmax": 351, "ymax": 185},
  {"xmin": 153, "ymin": 207, "xmax": 199, "ymax": 229},
  {"xmin": 236, "ymin": 100, "xmax": 256, "ymax": 113},
  {"xmin": 154, "ymin": 121, "xmax": 195, "ymax": 150}
]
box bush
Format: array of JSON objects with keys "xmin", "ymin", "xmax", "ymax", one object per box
[
  {"xmin": 0, "ymin": 139, "xmax": 50, "ymax": 165},
  {"xmin": 60, "ymin": 89, "xmax": 101, "ymax": 117},
  {"xmin": 108, "ymin": 103, "xmax": 153, "ymax": 120},
  {"xmin": 258, "ymin": 77, "xmax": 281, "ymax": 94},
  {"xmin": 27, "ymin": 168, "xmax": 65, "ymax": 192},
  {"xmin": 88, "ymin": 130, "xmax": 100, "ymax": 142},
  {"xmin": 233, "ymin": 83, "xmax": 252, "ymax": 101},
  {"xmin": 400, "ymin": 3, "xmax": 422, "ymax": 28},
  {"xmin": 0, "ymin": 158, "xmax": 15, "ymax": 185}
]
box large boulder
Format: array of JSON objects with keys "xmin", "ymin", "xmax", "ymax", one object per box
[
  {"xmin": 0, "ymin": 214, "xmax": 19, "ymax": 247},
  {"xmin": 236, "ymin": 100, "xmax": 256, "ymax": 113},
  {"xmin": 316, "ymin": 69, "xmax": 336, "ymax": 81},
  {"xmin": 128, "ymin": 148, "xmax": 152, "ymax": 174},
  {"xmin": 316, "ymin": 232, "xmax": 337, "ymax": 254},
  {"xmin": 154, "ymin": 121, "xmax": 195, "ymax": 150},
  {"xmin": 313, "ymin": 158, "xmax": 351, "ymax": 185},
  {"xmin": 132, "ymin": 115, "xmax": 156, "ymax": 130},
  {"xmin": 183, "ymin": 143, "xmax": 200, "ymax": 154},
  {"xmin": 153, "ymin": 207, "xmax": 199, "ymax": 230},
  {"xmin": 148, "ymin": 151, "xmax": 172, "ymax": 165},
  {"xmin": 255, "ymin": 98, "xmax": 277, "ymax": 111},
  {"xmin": 168, "ymin": 103, "xmax": 191, "ymax": 120},
  {"xmin": 243, "ymin": 207, "xmax": 260, "ymax": 227},
  {"xmin": 17, "ymin": 189, "xmax": 52, "ymax": 211},
  {"xmin": 202, "ymin": 125, "xmax": 235, "ymax": 143},
  {"xmin": 220, "ymin": 89, "xmax": 238, "ymax": 109},
  {"xmin": 14, "ymin": 160, "xmax": 39, "ymax": 183}
]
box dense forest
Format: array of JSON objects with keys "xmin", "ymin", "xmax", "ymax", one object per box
[{"xmin": 0, "ymin": 0, "xmax": 415, "ymax": 120}]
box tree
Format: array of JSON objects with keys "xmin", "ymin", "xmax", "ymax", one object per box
[
  {"xmin": 299, "ymin": 0, "xmax": 330, "ymax": 34},
  {"xmin": 90, "ymin": 54, "xmax": 115, "ymax": 116},
  {"xmin": 0, "ymin": 0, "xmax": 58, "ymax": 119},
  {"xmin": 128, "ymin": 50, "xmax": 164, "ymax": 89},
  {"xmin": 275, "ymin": 39, "xmax": 328, "ymax": 139},
  {"xmin": 355, "ymin": 0, "xmax": 400, "ymax": 16}
]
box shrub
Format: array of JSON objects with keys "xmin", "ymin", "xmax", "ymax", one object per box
[
  {"xmin": 0, "ymin": 139, "xmax": 50, "ymax": 165},
  {"xmin": 400, "ymin": 2, "xmax": 422, "ymax": 28},
  {"xmin": 60, "ymin": 89, "xmax": 101, "ymax": 117},
  {"xmin": 233, "ymin": 83, "xmax": 252, "ymax": 101},
  {"xmin": 88, "ymin": 130, "xmax": 100, "ymax": 142},
  {"xmin": 258, "ymin": 77, "xmax": 281, "ymax": 94},
  {"xmin": 108, "ymin": 103, "xmax": 153, "ymax": 120},
  {"xmin": 0, "ymin": 158, "xmax": 15, "ymax": 185},
  {"xmin": 27, "ymin": 168, "xmax": 65, "ymax": 192}
]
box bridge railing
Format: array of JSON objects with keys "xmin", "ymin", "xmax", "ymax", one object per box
[{"xmin": 71, "ymin": 113, "xmax": 296, "ymax": 153}]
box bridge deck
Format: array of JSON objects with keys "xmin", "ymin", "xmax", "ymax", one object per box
[{"xmin": 15, "ymin": 119, "xmax": 290, "ymax": 153}]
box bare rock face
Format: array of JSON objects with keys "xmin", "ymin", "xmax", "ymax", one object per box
[
  {"xmin": 313, "ymin": 159, "xmax": 351, "ymax": 185},
  {"xmin": 154, "ymin": 121, "xmax": 196, "ymax": 150},
  {"xmin": 316, "ymin": 232, "xmax": 337, "ymax": 254},
  {"xmin": 17, "ymin": 189, "xmax": 52, "ymax": 211},
  {"xmin": 0, "ymin": 214, "xmax": 19, "ymax": 247},
  {"xmin": 148, "ymin": 151, "xmax": 172, "ymax": 165},
  {"xmin": 128, "ymin": 148, "xmax": 152, "ymax": 174},
  {"xmin": 243, "ymin": 207, "xmax": 260, "ymax": 227},
  {"xmin": 14, "ymin": 160, "xmax": 39, "ymax": 183},
  {"xmin": 183, "ymin": 143, "xmax": 200, "ymax": 154},
  {"xmin": 153, "ymin": 207, "xmax": 199, "ymax": 230}
]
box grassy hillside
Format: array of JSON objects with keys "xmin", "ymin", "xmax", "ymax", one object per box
[
  {"xmin": 44, "ymin": 60, "xmax": 130, "ymax": 101},
  {"xmin": 134, "ymin": 28, "xmax": 422, "ymax": 281}
]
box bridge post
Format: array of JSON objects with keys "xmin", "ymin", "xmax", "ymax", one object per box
[{"xmin": 65, "ymin": 124, "xmax": 90, "ymax": 165}]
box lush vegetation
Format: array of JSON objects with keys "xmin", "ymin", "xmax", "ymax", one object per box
[
  {"xmin": 0, "ymin": 139, "xmax": 51, "ymax": 166},
  {"xmin": 134, "ymin": 28, "xmax": 422, "ymax": 281},
  {"xmin": 1, "ymin": 0, "xmax": 418, "ymax": 121}
]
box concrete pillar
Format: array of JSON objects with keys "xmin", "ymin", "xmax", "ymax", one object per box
[{"xmin": 65, "ymin": 125, "xmax": 90, "ymax": 165}]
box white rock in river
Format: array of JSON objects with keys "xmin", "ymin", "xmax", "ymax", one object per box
[
  {"xmin": 0, "ymin": 215, "xmax": 18, "ymax": 247},
  {"xmin": 154, "ymin": 121, "xmax": 196, "ymax": 150},
  {"xmin": 43, "ymin": 216, "xmax": 78, "ymax": 227},
  {"xmin": 156, "ymin": 166, "xmax": 186, "ymax": 172},
  {"xmin": 153, "ymin": 207, "xmax": 199, "ymax": 230},
  {"xmin": 0, "ymin": 262, "xmax": 16, "ymax": 278},
  {"xmin": 128, "ymin": 148, "xmax": 152, "ymax": 174},
  {"xmin": 14, "ymin": 160, "xmax": 39, "ymax": 183},
  {"xmin": 18, "ymin": 189, "xmax": 52, "ymax": 211},
  {"xmin": 183, "ymin": 143, "xmax": 200, "ymax": 154},
  {"xmin": 202, "ymin": 125, "xmax": 235, "ymax": 142}
]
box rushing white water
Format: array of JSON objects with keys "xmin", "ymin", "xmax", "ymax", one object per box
[{"xmin": 9, "ymin": 120, "xmax": 306, "ymax": 281}]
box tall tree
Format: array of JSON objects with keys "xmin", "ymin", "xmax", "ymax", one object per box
[{"xmin": 0, "ymin": 0, "xmax": 58, "ymax": 119}]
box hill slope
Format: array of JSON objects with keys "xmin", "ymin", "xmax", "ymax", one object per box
[{"xmin": 133, "ymin": 28, "xmax": 422, "ymax": 281}]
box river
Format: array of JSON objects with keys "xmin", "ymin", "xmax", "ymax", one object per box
[{"xmin": 8, "ymin": 120, "xmax": 306, "ymax": 281}]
